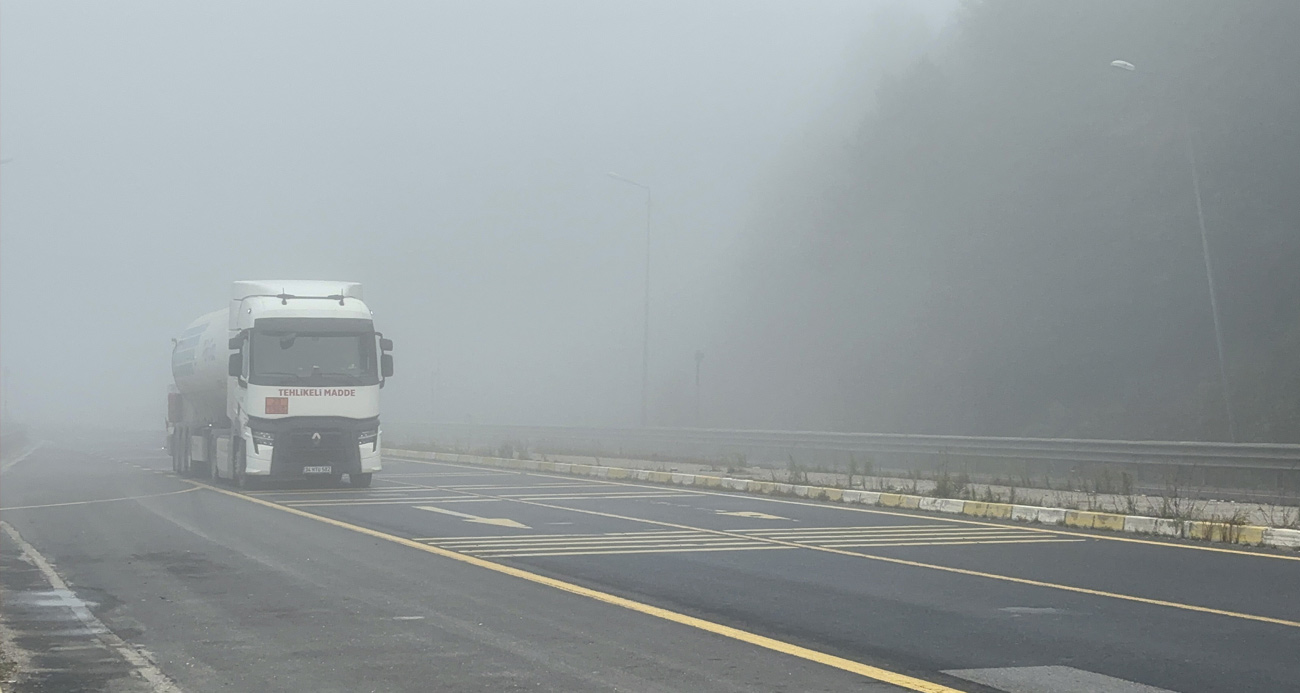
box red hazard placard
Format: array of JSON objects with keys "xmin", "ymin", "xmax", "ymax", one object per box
[{"xmin": 265, "ymin": 397, "xmax": 288, "ymax": 415}]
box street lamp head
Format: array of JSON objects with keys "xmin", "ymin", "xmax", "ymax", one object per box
[
  {"xmin": 606, "ymin": 171, "xmax": 648, "ymax": 190},
  {"xmin": 1109, "ymin": 59, "xmax": 1137, "ymax": 72}
]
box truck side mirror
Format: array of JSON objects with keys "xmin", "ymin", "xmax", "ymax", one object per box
[
  {"xmin": 228, "ymin": 335, "xmax": 243, "ymax": 349},
  {"xmin": 379, "ymin": 337, "xmax": 393, "ymax": 352},
  {"xmin": 381, "ymin": 354, "xmax": 394, "ymax": 378},
  {"xmin": 228, "ymin": 353, "xmax": 242, "ymax": 378}
]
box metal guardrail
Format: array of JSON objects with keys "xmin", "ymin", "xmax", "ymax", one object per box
[{"xmin": 399, "ymin": 423, "xmax": 1300, "ymax": 472}]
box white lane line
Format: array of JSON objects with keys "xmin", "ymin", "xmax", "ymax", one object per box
[
  {"xmin": 438, "ymin": 536, "xmax": 756, "ymax": 549},
  {"xmin": 820, "ymin": 538, "xmax": 1087, "ymax": 548},
  {"xmin": 0, "ymin": 522, "xmax": 184, "ymax": 693},
  {"xmin": 475, "ymin": 545, "xmax": 792, "ymax": 559},
  {"xmin": 465, "ymin": 541, "xmax": 760, "ymax": 555},
  {"xmin": 248, "ymin": 488, "xmax": 412, "ymax": 496},
  {"xmin": 784, "ymin": 533, "xmax": 1071, "ymax": 543},
  {"xmin": 488, "ymin": 491, "xmax": 691, "ymax": 496},
  {"xmin": 281, "ymin": 496, "xmax": 471, "ymax": 507},
  {"xmin": 415, "ymin": 505, "xmax": 530, "ymax": 529},
  {"xmin": 431, "ymin": 483, "xmax": 599, "ymax": 490},
  {"xmin": 400, "ymin": 498, "xmax": 503, "ymax": 504},
  {"xmin": 0, "ymin": 441, "xmax": 44, "ymax": 474},
  {"xmin": 943, "ymin": 665, "xmax": 1181, "ymax": 693},
  {"xmin": 435, "ymin": 530, "xmax": 707, "ymax": 542},
  {"xmin": 0, "ymin": 487, "xmax": 201, "ymax": 512},
  {"xmin": 734, "ymin": 525, "xmax": 941, "ymax": 534},
  {"xmin": 715, "ymin": 510, "xmax": 789, "ymax": 520},
  {"xmin": 415, "ymin": 530, "xmax": 699, "ymax": 541},
  {"xmin": 376, "ymin": 471, "xmax": 513, "ymax": 477}
]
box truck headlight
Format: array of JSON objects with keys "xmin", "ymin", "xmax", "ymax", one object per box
[
  {"xmin": 250, "ymin": 429, "xmax": 275, "ymax": 453},
  {"xmin": 359, "ymin": 428, "xmax": 379, "ymax": 451}
]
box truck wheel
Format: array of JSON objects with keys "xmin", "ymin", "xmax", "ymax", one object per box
[
  {"xmin": 236, "ymin": 468, "xmax": 260, "ymax": 490},
  {"xmin": 351, "ymin": 473, "xmax": 372, "ymax": 488}
]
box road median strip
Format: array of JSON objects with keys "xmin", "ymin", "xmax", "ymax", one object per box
[{"xmin": 387, "ymin": 448, "xmax": 1300, "ymax": 552}]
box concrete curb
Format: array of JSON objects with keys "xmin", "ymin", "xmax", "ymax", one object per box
[{"xmin": 388, "ymin": 449, "xmax": 1300, "ymax": 552}]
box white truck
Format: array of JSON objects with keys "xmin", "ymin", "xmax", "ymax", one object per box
[{"xmin": 167, "ymin": 280, "xmax": 393, "ymax": 488}]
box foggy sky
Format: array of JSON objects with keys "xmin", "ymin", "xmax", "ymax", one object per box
[{"xmin": 0, "ymin": 1, "xmax": 954, "ymax": 429}]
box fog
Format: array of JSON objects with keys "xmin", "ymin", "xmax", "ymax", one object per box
[
  {"xmin": 9, "ymin": 2, "xmax": 1299, "ymax": 444},
  {"xmin": 0, "ymin": 1, "xmax": 955, "ymax": 430},
  {"xmin": 710, "ymin": 0, "xmax": 1300, "ymax": 443}
]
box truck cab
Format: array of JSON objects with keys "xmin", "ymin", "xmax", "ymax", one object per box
[{"xmin": 170, "ymin": 280, "xmax": 393, "ymax": 488}]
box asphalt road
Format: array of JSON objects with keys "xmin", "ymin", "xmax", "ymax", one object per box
[{"xmin": 2, "ymin": 432, "xmax": 1297, "ymax": 693}]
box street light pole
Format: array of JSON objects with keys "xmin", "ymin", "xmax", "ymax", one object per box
[
  {"xmin": 1185, "ymin": 128, "xmax": 1237, "ymax": 441},
  {"xmin": 607, "ymin": 172, "xmax": 652, "ymax": 428},
  {"xmin": 1110, "ymin": 59, "xmax": 1238, "ymax": 441}
]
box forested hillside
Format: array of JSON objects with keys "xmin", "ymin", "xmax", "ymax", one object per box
[{"xmin": 720, "ymin": 0, "xmax": 1300, "ymax": 442}]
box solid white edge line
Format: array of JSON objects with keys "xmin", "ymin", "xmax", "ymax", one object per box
[{"xmin": 0, "ymin": 522, "xmax": 184, "ymax": 693}]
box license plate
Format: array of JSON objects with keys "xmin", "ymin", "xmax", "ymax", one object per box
[{"xmin": 302, "ymin": 466, "xmax": 333, "ymax": 475}]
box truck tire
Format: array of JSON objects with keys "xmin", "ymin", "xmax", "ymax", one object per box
[{"xmin": 351, "ymin": 473, "xmax": 372, "ymax": 488}]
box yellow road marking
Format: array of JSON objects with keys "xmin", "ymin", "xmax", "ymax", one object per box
[
  {"xmin": 381, "ymin": 476, "xmax": 1300, "ymax": 629},
  {"xmin": 0, "ymin": 486, "xmax": 201, "ymax": 511},
  {"xmin": 192, "ymin": 480, "xmax": 965, "ymax": 693},
  {"xmin": 390, "ymin": 456, "xmax": 1300, "ymax": 562}
]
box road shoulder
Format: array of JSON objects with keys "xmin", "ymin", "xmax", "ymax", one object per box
[{"xmin": 0, "ymin": 522, "xmax": 181, "ymax": 693}]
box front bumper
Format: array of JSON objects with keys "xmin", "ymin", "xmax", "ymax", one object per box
[{"xmin": 244, "ymin": 417, "xmax": 381, "ymax": 477}]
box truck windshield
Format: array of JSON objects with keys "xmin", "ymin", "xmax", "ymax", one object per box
[{"xmin": 250, "ymin": 330, "xmax": 378, "ymax": 386}]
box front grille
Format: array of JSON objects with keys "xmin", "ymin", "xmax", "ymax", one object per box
[
  {"xmin": 280, "ymin": 431, "xmax": 349, "ymax": 450},
  {"xmin": 270, "ymin": 428, "xmax": 362, "ymax": 475}
]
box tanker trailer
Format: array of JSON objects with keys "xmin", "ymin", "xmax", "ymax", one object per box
[{"xmin": 167, "ymin": 280, "xmax": 394, "ymax": 488}]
